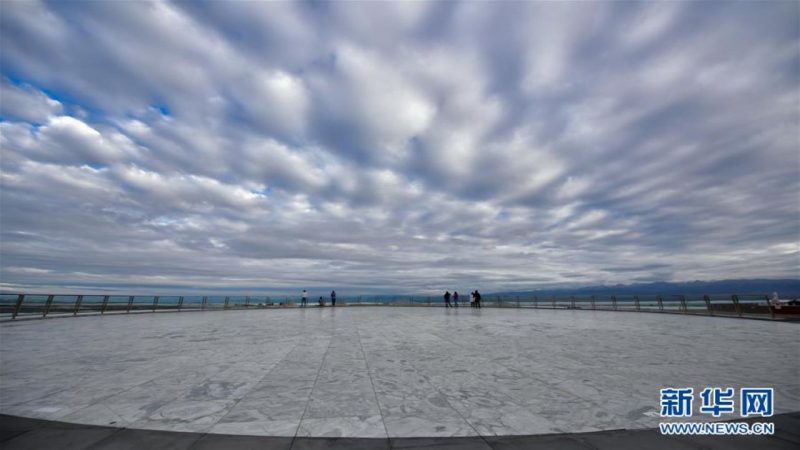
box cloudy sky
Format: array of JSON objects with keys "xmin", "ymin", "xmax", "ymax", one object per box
[{"xmin": 1, "ymin": 1, "xmax": 798, "ymax": 295}]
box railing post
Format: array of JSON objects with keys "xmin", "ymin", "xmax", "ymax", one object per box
[
  {"xmin": 224, "ymin": 296, "xmax": 230, "ymax": 309},
  {"xmin": 516, "ymin": 296, "xmax": 520, "ymax": 308},
  {"xmin": 100, "ymin": 295, "xmax": 109, "ymax": 314},
  {"xmin": 177, "ymin": 296, "xmax": 184, "ymax": 311},
  {"xmin": 731, "ymin": 295, "xmax": 742, "ymax": 317},
  {"xmin": 766, "ymin": 294, "xmax": 775, "ymax": 319},
  {"xmin": 634, "ymin": 295, "xmax": 640, "ymax": 311},
  {"xmin": 704, "ymin": 294, "xmax": 712, "ymax": 315},
  {"xmin": 680, "ymin": 295, "xmax": 687, "ymax": 314},
  {"xmin": 153, "ymin": 296, "xmax": 159, "ymax": 312},
  {"xmin": 12, "ymin": 294, "xmax": 25, "ymax": 320},
  {"xmin": 551, "ymin": 297, "xmax": 556, "ymax": 308},
  {"xmin": 657, "ymin": 295, "xmax": 664, "ymax": 312},
  {"xmin": 245, "ymin": 296, "xmax": 249, "ymax": 308},
  {"xmin": 590, "ymin": 295, "xmax": 596, "ymax": 310},
  {"xmin": 73, "ymin": 295, "xmax": 83, "ymax": 316},
  {"xmin": 127, "ymin": 296, "xmax": 134, "ymax": 313},
  {"xmin": 43, "ymin": 294, "xmax": 54, "ymax": 318},
  {"xmin": 611, "ymin": 295, "xmax": 617, "ymax": 311},
  {"xmin": 203, "ymin": 296, "xmax": 209, "ymax": 309},
  {"xmin": 570, "ymin": 296, "xmax": 575, "ymax": 309},
  {"xmin": 533, "ymin": 296, "xmax": 538, "ymax": 308}
]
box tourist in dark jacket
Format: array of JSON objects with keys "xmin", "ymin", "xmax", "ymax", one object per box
[{"xmin": 444, "ymin": 291, "xmax": 452, "ymax": 308}]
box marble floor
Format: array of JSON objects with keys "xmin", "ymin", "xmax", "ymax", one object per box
[{"xmin": 1, "ymin": 307, "xmax": 798, "ymax": 438}]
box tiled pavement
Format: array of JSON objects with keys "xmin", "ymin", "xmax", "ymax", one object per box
[{"xmin": 1, "ymin": 307, "xmax": 798, "ymax": 439}]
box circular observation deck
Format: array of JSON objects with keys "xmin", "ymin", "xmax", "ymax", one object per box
[{"xmin": 1, "ymin": 307, "xmax": 797, "ymax": 442}]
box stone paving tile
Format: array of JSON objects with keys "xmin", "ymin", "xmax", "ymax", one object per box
[
  {"xmin": 482, "ymin": 434, "xmax": 592, "ymax": 450},
  {"xmin": 297, "ymin": 415, "xmax": 387, "ymax": 438},
  {"xmin": 669, "ymin": 434, "xmax": 800, "ymax": 450},
  {"xmin": 0, "ymin": 427, "xmax": 119, "ymax": 450},
  {"xmin": 382, "ymin": 414, "xmax": 476, "ymax": 438},
  {"xmin": 291, "ymin": 437, "xmax": 390, "ymax": 450},
  {"xmin": 390, "ymin": 436, "xmax": 492, "ymax": 449},
  {"xmin": 86, "ymin": 428, "xmax": 203, "ymax": 450},
  {"xmin": 190, "ymin": 433, "xmax": 293, "ymax": 450}
]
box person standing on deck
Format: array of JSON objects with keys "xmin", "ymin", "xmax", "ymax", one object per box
[
  {"xmin": 771, "ymin": 292, "xmax": 782, "ymax": 310},
  {"xmin": 473, "ymin": 290, "xmax": 482, "ymax": 309},
  {"xmin": 444, "ymin": 291, "xmax": 452, "ymax": 308},
  {"xmin": 301, "ymin": 289, "xmax": 308, "ymax": 307},
  {"xmin": 453, "ymin": 291, "xmax": 460, "ymax": 307},
  {"xmin": 331, "ymin": 290, "xmax": 336, "ymax": 307}
]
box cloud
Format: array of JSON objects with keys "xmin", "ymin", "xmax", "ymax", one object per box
[
  {"xmin": 0, "ymin": 1, "xmax": 797, "ymax": 295},
  {"xmin": 0, "ymin": 78, "xmax": 62, "ymax": 123},
  {"xmin": 243, "ymin": 70, "xmax": 310, "ymax": 137}
]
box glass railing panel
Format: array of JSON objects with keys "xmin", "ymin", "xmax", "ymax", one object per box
[
  {"xmin": 738, "ymin": 294, "xmax": 771, "ymax": 316},
  {"xmin": 707, "ymin": 294, "xmax": 736, "ymax": 315},
  {"xmin": 592, "ymin": 296, "xmax": 614, "ymax": 309},
  {"xmin": 615, "ymin": 296, "xmax": 638, "ymax": 310},
  {"xmin": 571, "ymin": 296, "xmax": 593, "ymax": 309},
  {"xmin": 13, "ymin": 294, "xmax": 47, "ymax": 317},
  {"xmin": 684, "ymin": 295, "xmax": 709, "ymax": 313},
  {"xmin": 77, "ymin": 295, "xmax": 105, "ymax": 313},
  {"xmin": 515, "ymin": 296, "xmax": 533, "ymax": 307},
  {"xmin": 183, "ymin": 296, "xmax": 205, "ymax": 308},
  {"xmin": 227, "ymin": 296, "xmax": 247, "ymax": 307},
  {"xmin": 0, "ymin": 294, "xmax": 23, "ymax": 317},
  {"xmin": 104, "ymin": 296, "xmax": 131, "ymax": 312},
  {"xmin": 47, "ymin": 295, "xmax": 79, "ymax": 315},
  {"xmin": 128, "ymin": 296, "xmax": 157, "ymax": 311},
  {"xmin": 636, "ymin": 295, "xmax": 661, "ymax": 311},
  {"xmin": 554, "ymin": 297, "xmax": 571, "ymax": 308},
  {"xmin": 661, "ymin": 295, "xmax": 683, "ymax": 312},
  {"xmin": 156, "ymin": 296, "xmax": 180, "ymax": 310},
  {"xmin": 205, "ymin": 296, "xmax": 226, "ymax": 309}
]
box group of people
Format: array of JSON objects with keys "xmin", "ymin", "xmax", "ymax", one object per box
[
  {"xmin": 300, "ymin": 289, "xmax": 337, "ymax": 307},
  {"xmin": 299, "ymin": 289, "xmax": 483, "ymax": 308},
  {"xmin": 443, "ymin": 290, "xmax": 481, "ymax": 308}
]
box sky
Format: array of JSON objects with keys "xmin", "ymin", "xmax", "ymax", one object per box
[{"xmin": 0, "ymin": 1, "xmax": 798, "ymax": 295}]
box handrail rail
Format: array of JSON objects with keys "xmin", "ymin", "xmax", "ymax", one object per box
[{"xmin": 0, "ymin": 292, "xmax": 795, "ymax": 321}]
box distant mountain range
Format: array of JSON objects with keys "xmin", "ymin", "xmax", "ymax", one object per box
[{"xmin": 488, "ymin": 279, "xmax": 800, "ymax": 298}]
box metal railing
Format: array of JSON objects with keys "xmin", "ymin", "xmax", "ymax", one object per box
[{"xmin": 0, "ymin": 292, "xmax": 795, "ymax": 322}]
